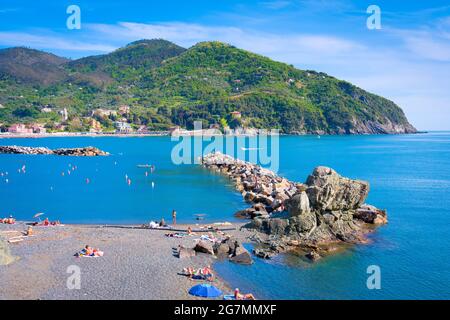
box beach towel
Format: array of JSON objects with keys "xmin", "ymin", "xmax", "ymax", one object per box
[
  {"xmin": 75, "ymin": 249, "xmax": 104, "ymax": 258},
  {"xmin": 200, "ymin": 235, "xmax": 218, "ymax": 243},
  {"xmin": 165, "ymin": 233, "xmax": 186, "ymax": 238}
]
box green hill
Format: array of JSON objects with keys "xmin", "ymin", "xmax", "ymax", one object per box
[{"xmin": 0, "ymin": 39, "xmax": 416, "ymax": 134}]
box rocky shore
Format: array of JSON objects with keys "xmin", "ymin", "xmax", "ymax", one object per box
[
  {"xmin": 201, "ymin": 153, "xmax": 387, "ymax": 261},
  {"xmin": 0, "ymin": 145, "xmax": 109, "ymax": 156}
]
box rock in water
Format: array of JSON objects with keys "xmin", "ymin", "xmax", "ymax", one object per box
[
  {"xmin": 305, "ymin": 251, "xmax": 321, "ymax": 261},
  {"xmin": 354, "ymin": 204, "xmax": 388, "ymax": 224},
  {"xmin": 0, "ymin": 145, "xmax": 109, "ymax": 156},
  {"xmin": 201, "ymin": 153, "xmax": 387, "ymax": 262},
  {"xmin": 230, "ymin": 245, "xmax": 253, "ymax": 265},
  {"xmin": 306, "ymin": 166, "xmax": 369, "ymax": 211}
]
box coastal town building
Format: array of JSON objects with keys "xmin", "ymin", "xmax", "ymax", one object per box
[
  {"xmin": 31, "ymin": 124, "xmax": 47, "ymax": 134},
  {"xmin": 41, "ymin": 107, "xmax": 53, "ymax": 113},
  {"xmin": 137, "ymin": 125, "xmax": 149, "ymax": 134},
  {"xmin": 115, "ymin": 121, "xmax": 132, "ymax": 133},
  {"xmin": 118, "ymin": 105, "xmax": 130, "ymax": 115},
  {"xmin": 93, "ymin": 109, "xmax": 117, "ymax": 118},
  {"xmin": 8, "ymin": 124, "xmax": 33, "ymax": 134},
  {"xmin": 60, "ymin": 108, "xmax": 68, "ymax": 121},
  {"xmin": 230, "ymin": 111, "xmax": 242, "ymax": 118}
]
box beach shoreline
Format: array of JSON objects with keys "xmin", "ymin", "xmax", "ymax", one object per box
[{"xmin": 0, "ymin": 221, "xmax": 251, "ymax": 300}]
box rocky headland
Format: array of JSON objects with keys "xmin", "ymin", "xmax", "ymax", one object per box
[
  {"xmin": 201, "ymin": 152, "xmax": 387, "ymax": 261},
  {"xmin": 0, "ymin": 145, "xmax": 109, "ymax": 156}
]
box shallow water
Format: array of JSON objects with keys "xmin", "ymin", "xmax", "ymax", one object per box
[{"xmin": 1, "ymin": 133, "xmax": 449, "ymax": 299}]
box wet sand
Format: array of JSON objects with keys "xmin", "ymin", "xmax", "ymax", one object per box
[{"xmin": 0, "ymin": 222, "xmax": 251, "ymax": 300}]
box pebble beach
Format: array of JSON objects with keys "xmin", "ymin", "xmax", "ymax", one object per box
[{"xmin": 0, "ymin": 222, "xmax": 250, "ymax": 300}]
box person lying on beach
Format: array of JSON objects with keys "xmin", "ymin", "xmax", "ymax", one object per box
[
  {"xmin": 165, "ymin": 232, "xmax": 186, "ymax": 238},
  {"xmin": 234, "ymin": 288, "xmax": 256, "ymax": 300},
  {"xmin": 1, "ymin": 217, "xmax": 15, "ymax": 224},
  {"xmin": 75, "ymin": 245, "xmax": 104, "ymax": 257},
  {"xmin": 199, "ymin": 233, "xmax": 218, "ymax": 243},
  {"xmin": 181, "ymin": 266, "xmax": 215, "ymax": 281},
  {"xmin": 148, "ymin": 221, "xmax": 159, "ymax": 229},
  {"xmin": 36, "ymin": 218, "xmax": 61, "ymax": 226},
  {"xmin": 187, "ymin": 227, "xmax": 197, "ymax": 236}
]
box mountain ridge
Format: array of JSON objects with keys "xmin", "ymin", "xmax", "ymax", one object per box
[{"xmin": 0, "ymin": 39, "xmax": 416, "ymax": 134}]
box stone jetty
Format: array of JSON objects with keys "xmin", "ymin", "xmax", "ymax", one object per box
[
  {"xmin": 0, "ymin": 145, "xmax": 109, "ymax": 156},
  {"xmin": 201, "ymin": 152, "xmax": 387, "ymax": 260}
]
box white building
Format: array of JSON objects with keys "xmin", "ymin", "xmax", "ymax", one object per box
[{"xmin": 115, "ymin": 121, "xmax": 132, "ymax": 133}]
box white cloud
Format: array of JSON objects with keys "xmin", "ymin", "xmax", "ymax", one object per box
[
  {"xmin": 0, "ymin": 20, "xmax": 448, "ymax": 130},
  {"xmin": 0, "ymin": 31, "xmax": 116, "ymax": 53},
  {"xmin": 88, "ymin": 21, "xmax": 363, "ymax": 60}
]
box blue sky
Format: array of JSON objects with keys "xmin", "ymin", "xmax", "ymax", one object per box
[{"xmin": 1, "ymin": 0, "xmax": 449, "ymax": 130}]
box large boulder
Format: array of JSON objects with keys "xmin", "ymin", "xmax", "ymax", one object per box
[
  {"xmin": 306, "ymin": 166, "xmax": 369, "ymax": 211},
  {"xmin": 354, "ymin": 204, "xmax": 388, "ymax": 224},
  {"xmin": 193, "ymin": 240, "xmax": 215, "ymax": 255},
  {"xmin": 178, "ymin": 246, "xmax": 196, "ymax": 259},
  {"xmin": 230, "ymin": 245, "xmax": 253, "ymax": 265},
  {"xmin": 286, "ymin": 192, "xmax": 310, "ymax": 217}
]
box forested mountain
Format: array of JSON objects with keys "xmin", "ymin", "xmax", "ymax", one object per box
[{"xmin": 0, "ymin": 39, "xmax": 416, "ymax": 134}]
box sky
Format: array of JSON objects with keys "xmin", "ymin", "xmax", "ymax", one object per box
[{"xmin": 0, "ymin": 0, "xmax": 449, "ymax": 130}]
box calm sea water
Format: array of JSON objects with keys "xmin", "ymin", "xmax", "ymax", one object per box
[{"xmin": 1, "ymin": 133, "xmax": 449, "ymax": 299}]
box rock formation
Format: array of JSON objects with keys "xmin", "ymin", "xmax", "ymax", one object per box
[
  {"xmin": 201, "ymin": 152, "xmax": 388, "ymax": 260},
  {"xmin": 0, "ymin": 145, "xmax": 109, "ymax": 156}
]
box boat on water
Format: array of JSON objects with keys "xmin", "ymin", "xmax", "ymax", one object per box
[{"xmin": 137, "ymin": 164, "xmax": 152, "ymax": 168}]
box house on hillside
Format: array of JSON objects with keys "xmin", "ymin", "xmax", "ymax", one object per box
[
  {"xmin": 115, "ymin": 121, "xmax": 132, "ymax": 134},
  {"xmin": 230, "ymin": 111, "xmax": 242, "ymax": 119},
  {"xmin": 93, "ymin": 109, "xmax": 117, "ymax": 118},
  {"xmin": 118, "ymin": 105, "xmax": 130, "ymax": 115},
  {"xmin": 8, "ymin": 124, "xmax": 33, "ymax": 134},
  {"xmin": 31, "ymin": 124, "xmax": 47, "ymax": 134},
  {"xmin": 137, "ymin": 125, "xmax": 149, "ymax": 134}
]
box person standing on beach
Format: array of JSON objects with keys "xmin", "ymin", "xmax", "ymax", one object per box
[{"xmin": 172, "ymin": 210, "xmax": 177, "ymax": 225}]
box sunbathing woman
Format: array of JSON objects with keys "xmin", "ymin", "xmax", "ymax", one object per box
[
  {"xmin": 234, "ymin": 288, "xmax": 256, "ymax": 300},
  {"xmin": 183, "ymin": 267, "xmax": 195, "ymax": 276}
]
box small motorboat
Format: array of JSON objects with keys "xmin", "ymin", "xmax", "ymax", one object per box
[{"xmin": 137, "ymin": 164, "xmax": 152, "ymax": 168}]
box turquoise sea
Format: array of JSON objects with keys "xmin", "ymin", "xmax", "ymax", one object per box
[{"xmin": 1, "ymin": 133, "xmax": 449, "ymax": 299}]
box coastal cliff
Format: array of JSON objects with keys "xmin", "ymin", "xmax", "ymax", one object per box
[{"xmin": 201, "ymin": 153, "xmax": 387, "ymax": 260}]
